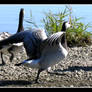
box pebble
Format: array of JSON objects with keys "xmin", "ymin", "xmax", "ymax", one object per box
[
  {"xmin": 70, "ymin": 85, "xmax": 74, "ymax": 87},
  {"xmin": 0, "ymin": 32, "xmax": 92, "ymax": 87}
]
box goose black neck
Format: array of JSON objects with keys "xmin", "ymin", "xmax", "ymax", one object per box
[
  {"xmin": 17, "ymin": 9, "xmax": 24, "ymax": 33},
  {"xmin": 61, "ymin": 22, "xmax": 66, "ymax": 32},
  {"xmin": 61, "ymin": 34, "xmax": 67, "ymax": 50},
  {"xmin": 61, "ymin": 23, "xmax": 67, "ymax": 50}
]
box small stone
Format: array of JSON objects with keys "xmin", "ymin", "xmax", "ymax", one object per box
[{"xmin": 70, "ymin": 85, "xmax": 74, "ymax": 87}]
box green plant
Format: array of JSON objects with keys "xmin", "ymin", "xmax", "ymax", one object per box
[
  {"xmin": 66, "ymin": 17, "xmax": 92, "ymax": 47},
  {"xmin": 26, "ymin": 6, "xmax": 92, "ymax": 47},
  {"xmin": 42, "ymin": 7, "xmax": 92, "ymax": 47},
  {"xmin": 42, "ymin": 8, "xmax": 70, "ymax": 35}
]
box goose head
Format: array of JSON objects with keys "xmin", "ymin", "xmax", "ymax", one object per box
[
  {"xmin": 20, "ymin": 8, "xmax": 24, "ymax": 17},
  {"xmin": 61, "ymin": 21, "xmax": 71, "ymax": 50},
  {"xmin": 61, "ymin": 21, "xmax": 71, "ymax": 32},
  {"xmin": 17, "ymin": 8, "xmax": 24, "ymax": 33}
]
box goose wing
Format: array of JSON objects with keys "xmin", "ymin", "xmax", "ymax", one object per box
[
  {"xmin": 23, "ymin": 29, "xmax": 47, "ymax": 58},
  {"xmin": 40, "ymin": 32, "xmax": 65, "ymax": 49},
  {"xmin": 32, "ymin": 29, "xmax": 47, "ymax": 41},
  {"xmin": 0, "ymin": 29, "xmax": 47, "ymax": 59}
]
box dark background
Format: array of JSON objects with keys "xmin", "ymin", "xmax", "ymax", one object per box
[{"xmin": 0, "ymin": 0, "xmax": 92, "ymax": 4}]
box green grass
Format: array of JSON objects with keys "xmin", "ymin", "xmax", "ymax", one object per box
[
  {"xmin": 42, "ymin": 8, "xmax": 69, "ymax": 34},
  {"xmin": 26, "ymin": 6, "xmax": 92, "ymax": 47},
  {"xmin": 66, "ymin": 17, "xmax": 92, "ymax": 47}
]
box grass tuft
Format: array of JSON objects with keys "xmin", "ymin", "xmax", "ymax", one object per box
[{"xmin": 26, "ymin": 6, "xmax": 92, "ymax": 47}]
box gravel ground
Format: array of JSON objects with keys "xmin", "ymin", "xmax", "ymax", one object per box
[{"xmin": 0, "ymin": 33, "xmax": 92, "ymax": 88}]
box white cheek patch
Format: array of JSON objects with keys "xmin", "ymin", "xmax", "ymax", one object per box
[{"xmin": 66, "ymin": 23, "xmax": 71, "ymax": 28}]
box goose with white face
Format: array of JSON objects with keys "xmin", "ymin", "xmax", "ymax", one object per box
[{"xmin": 65, "ymin": 22, "xmax": 71, "ymax": 29}]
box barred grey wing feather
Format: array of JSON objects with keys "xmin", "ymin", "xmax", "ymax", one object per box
[{"xmin": 40, "ymin": 32, "xmax": 65, "ymax": 51}]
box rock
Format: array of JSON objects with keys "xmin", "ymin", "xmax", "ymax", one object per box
[
  {"xmin": 0, "ymin": 32, "xmax": 11, "ymax": 40},
  {"xmin": 70, "ymin": 85, "xmax": 74, "ymax": 87},
  {"xmin": 0, "ymin": 32, "xmax": 26, "ymax": 63},
  {"xmin": 0, "ymin": 32, "xmax": 92, "ymax": 87}
]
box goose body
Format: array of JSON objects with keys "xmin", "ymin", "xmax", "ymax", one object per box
[
  {"xmin": 22, "ymin": 32, "xmax": 68, "ymax": 70},
  {"xmin": 0, "ymin": 21, "xmax": 71, "ymax": 82},
  {"xmin": 0, "ymin": 29, "xmax": 47, "ymax": 59},
  {"xmin": 39, "ymin": 32, "xmax": 68, "ymax": 69}
]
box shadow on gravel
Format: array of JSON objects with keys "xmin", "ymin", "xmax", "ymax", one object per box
[
  {"xmin": 0, "ymin": 80, "xmax": 33, "ymax": 86},
  {"xmin": 54, "ymin": 66, "xmax": 92, "ymax": 73}
]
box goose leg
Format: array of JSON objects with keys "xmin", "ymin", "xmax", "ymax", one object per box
[
  {"xmin": 35, "ymin": 69, "xmax": 44, "ymax": 83},
  {"xmin": 8, "ymin": 48, "xmax": 14, "ymax": 62},
  {"xmin": 15, "ymin": 58, "xmax": 32, "ymax": 66},
  {"xmin": 9, "ymin": 51, "xmax": 14, "ymax": 62},
  {"xmin": 15, "ymin": 62, "xmax": 23, "ymax": 66},
  {"xmin": 0, "ymin": 52, "xmax": 5, "ymax": 65}
]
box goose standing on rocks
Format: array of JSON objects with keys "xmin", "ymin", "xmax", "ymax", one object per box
[
  {"xmin": 0, "ymin": 20, "xmax": 71, "ymax": 83},
  {"xmin": 0, "ymin": 8, "xmax": 24, "ymax": 65}
]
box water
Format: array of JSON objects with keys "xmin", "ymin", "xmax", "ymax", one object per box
[{"xmin": 0, "ymin": 4, "xmax": 92, "ymax": 34}]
